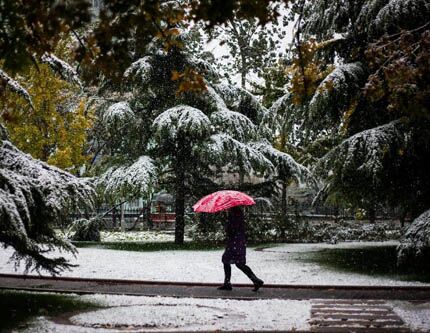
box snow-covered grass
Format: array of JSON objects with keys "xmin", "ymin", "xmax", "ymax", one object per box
[
  {"xmin": 22, "ymin": 293, "xmax": 311, "ymax": 332},
  {"xmin": 2, "ymin": 241, "xmax": 429, "ymax": 286},
  {"xmin": 56, "ymin": 230, "xmax": 190, "ymax": 243},
  {"xmin": 99, "ymin": 230, "xmax": 181, "ymax": 243}
]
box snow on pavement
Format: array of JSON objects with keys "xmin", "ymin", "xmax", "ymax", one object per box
[
  {"xmin": 22, "ymin": 293, "xmax": 311, "ymax": 332},
  {"xmin": 19, "ymin": 293, "xmax": 430, "ymax": 332},
  {"xmin": 1, "ymin": 241, "xmax": 428, "ymax": 286},
  {"xmin": 390, "ymin": 300, "xmax": 430, "ymax": 332}
]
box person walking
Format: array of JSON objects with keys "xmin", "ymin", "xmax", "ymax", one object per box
[{"xmin": 218, "ymin": 206, "xmax": 264, "ymax": 291}]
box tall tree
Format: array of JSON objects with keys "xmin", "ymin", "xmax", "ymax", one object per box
[
  {"xmin": 0, "ymin": 0, "xmax": 295, "ymax": 270},
  {"xmin": 1, "ymin": 62, "xmax": 93, "ymax": 174},
  {"xmin": 211, "ymin": 16, "xmax": 285, "ymax": 87},
  {"xmin": 276, "ymin": 0, "xmax": 430, "ymax": 223},
  {"xmin": 95, "ymin": 40, "xmax": 278, "ymax": 244},
  {"xmin": 92, "ymin": 14, "xmax": 310, "ymax": 243}
]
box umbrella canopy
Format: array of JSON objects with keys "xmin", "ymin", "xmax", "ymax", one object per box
[{"xmin": 193, "ymin": 190, "xmax": 255, "ymax": 213}]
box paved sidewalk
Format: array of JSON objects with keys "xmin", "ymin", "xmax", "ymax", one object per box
[
  {"xmin": 2, "ymin": 274, "xmax": 430, "ymax": 332},
  {"xmin": 1, "ymin": 274, "xmax": 430, "ymax": 301}
]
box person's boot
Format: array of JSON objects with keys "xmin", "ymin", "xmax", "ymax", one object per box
[
  {"xmin": 252, "ymin": 277, "xmax": 264, "ymax": 292},
  {"xmin": 238, "ymin": 264, "xmax": 264, "ymax": 292},
  {"xmin": 217, "ymin": 282, "xmax": 232, "ymax": 290}
]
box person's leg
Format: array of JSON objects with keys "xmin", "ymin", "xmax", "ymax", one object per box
[
  {"xmin": 224, "ymin": 263, "xmax": 231, "ymax": 283},
  {"xmin": 236, "ymin": 263, "xmax": 264, "ymax": 291},
  {"xmin": 218, "ymin": 263, "xmax": 232, "ymax": 290}
]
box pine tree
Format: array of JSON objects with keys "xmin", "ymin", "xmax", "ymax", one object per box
[
  {"xmin": 95, "ymin": 29, "xmax": 308, "ymax": 244},
  {"xmin": 277, "ymin": 0, "xmax": 430, "ymax": 228},
  {"xmin": 0, "ymin": 34, "xmax": 95, "ymax": 273},
  {"xmin": 0, "ymin": 130, "xmax": 94, "ymax": 274},
  {"xmin": 211, "ymin": 16, "xmax": 285, "ymax": 87}
]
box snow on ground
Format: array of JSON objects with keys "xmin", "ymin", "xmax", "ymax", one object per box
[
  {"xmin": 99, "ymin": 231, "xmax": 186, "ymax": 242},
  {"xmin": 390, "ymin": 300, "xmax": 430, "ymax": 332},
  {"xmin": 73, "ymin": 294, "xmax": 311, "ymax": 331},
  {"xmin": 22, "ymin": 293, "xmax": 311, "ymax": 332},
  {"xmin": 1, "ymin": 241, "xmax": 428, "ymax": 286},
  {"xmin": 56, "ymin": 230, "xmax": 187, "ymax": 243}
]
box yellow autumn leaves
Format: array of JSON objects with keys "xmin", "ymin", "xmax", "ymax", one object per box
[{"xmin": 1, "ymin": 62, "xmax": 93, "ymax": 174}]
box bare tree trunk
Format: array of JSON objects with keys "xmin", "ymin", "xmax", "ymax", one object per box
[
  {"xmin": 174, "ymin": 143, "xmax": 186, "ymax": 245},
  {"xmin": 120, "ymin": 202, "xmax": 126, "ymax": 231},
  {"xmin": 399, "ymin": 208, "xmax": 407, "ymax": 229},
  {"xmin": 174, "ymin": 169, "xmax": 185, "ymax": 244},
  {"xmin": 280, "ymin": 181, "xmax": 288, "ymax": 239},
  {"xmin": 112, "ymin": 206, "xmax": 117, "ymax": 229},
  {"xmin": 368, "ymin": 205, "xmax": 376, "ymax": 224},
  {"xmin": 241, "ymin": 67, "xmax": 246, "ymax": 88}
]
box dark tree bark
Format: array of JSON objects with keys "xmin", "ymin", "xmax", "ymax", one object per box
[
  {"xmin": 280, "ymin": 180, "xmax": 288, "ymax": 239},
  {"xmin": 368, "ymin": 205, "xmax": 376, "ymax": 224},
  {"xmin": 174, "ymin": 140, "xmax": 187, "ymax": 244}
]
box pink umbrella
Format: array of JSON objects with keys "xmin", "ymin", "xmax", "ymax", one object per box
[{"xmin": 192, "ymin": 190, "xmax": 255, "ymax": 213}]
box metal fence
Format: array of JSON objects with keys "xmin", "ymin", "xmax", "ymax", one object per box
[{"xmin": 69, "ymin": 200, "xmax": 401, "ymax": 230}]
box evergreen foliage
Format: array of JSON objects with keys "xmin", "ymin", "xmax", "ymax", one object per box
[
  {"xmin": 0, "ymin": 140, "xmax": 94, "ymax": 274},
  {"xmin": 397, "ymin": 209, "xmax": 430, "ymax": 268},
  {"xmin": 271, "ymin": 0, "xmax": 430, "ymax": 229},
  {"xmin": 93, "ymin": 32, "xmax": 306, "ymax": 244},
  {"xmin": 211, "ymin": 15, "xmax": 286, "ymax": 87}
]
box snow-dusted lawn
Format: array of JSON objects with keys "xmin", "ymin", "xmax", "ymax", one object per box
[
  {"xmin": 1, "ymin": 241, "xmax": 428, "ymax": 286},
  {"xmin": 99, "ymin": 230, "xmax": 187, "ymax": 242},
  {"xmin": 56, "ymin": 230, "xmax": 188, "ymax": 243},
  {"xmin": 21, "ymin": 293, "xmax": 311, "ymax": 332}
]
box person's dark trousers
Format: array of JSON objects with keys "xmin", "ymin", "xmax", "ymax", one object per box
[
  {"xmin": 219, "ymin": 263, "xmax": 264, "ymax": 291},
  {"xmin": 218, "ymin": 263, "xmax": 233, "ymax": 290},
  {"xmin": 223, "ymin": 263, "xmax": 232, "ymax": 283},
  {"xmin": 235, "ymin": 263, "xmax": 264, "ymax": 290}
]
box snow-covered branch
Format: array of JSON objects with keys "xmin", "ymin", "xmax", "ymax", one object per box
[
  {"xmin": 153, "ymin": 105, "xmax": 211, "ymax": 141},
  {"xmin": 397, "ymin": 208, "xmax": 430, "ymax": 267},
  {"xmin": 252, "ymin": 140, "xmax": 314, "ymax": 185},
  {"xmin": 41, "ymin": 53, "xmax": 83, "ymax": 89},
  {"xmin": 124, "ymin": 56, "xmax": 152, "ymax": 83},
  {"xmin": 102, "ymin": 101, "xmax": 136, "ymax": 131},
  {"xmin": 0, "ymin": 68, "xmax": 34, "ymax": 109},
  {"xmin": 317, "ymin": 119, "xmax": 410, "ymax": 184},
  {"xmin": 210, "ymin": 110, "xmax": 257, "ymax": 141},
  {"xmin": 97, "ymin": 156, "xmax": 158, "ymax": 201},
  {"xmin": 0, "ymin": 140, "xmax": 94, "ymax": 274},
  {"xmin": 309, "ymin": 62, "xmax": 365, "ymax": 124},
  {"xmin": 207, "ymin": 134, "xmax": 274, "ymax": 174}
]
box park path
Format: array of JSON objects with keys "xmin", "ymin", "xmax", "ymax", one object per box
[
  {"xmin": 1, "ymin": 273, "xmax": 430, "ymax": 301},
  {"xmin": 2, "ymin": 274, "xmax": 430, "ymax": 332}
]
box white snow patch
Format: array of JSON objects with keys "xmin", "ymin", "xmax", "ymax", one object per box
[
  {"xmin": 1, "ymin": 241, "xmax": 428, "ymax": 286},
  {"xmin": 390, "ymin": 300, "xmax": 430, "ymax": 332},
  {"xmin": 21, "ymin": 293, "xmax": 310, "ymax": 332},
  {"xmin": 71, "ymin": 294, "xmax": 311, "ymax": 332},
  {"xmin": 99, "ymin": 231, "xmax": 181, "ymax": 243}
]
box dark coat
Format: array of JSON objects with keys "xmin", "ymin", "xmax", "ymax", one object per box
[{"xmin": 222, "ymin": 210, "xmax": 246, "ymax": 265}]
